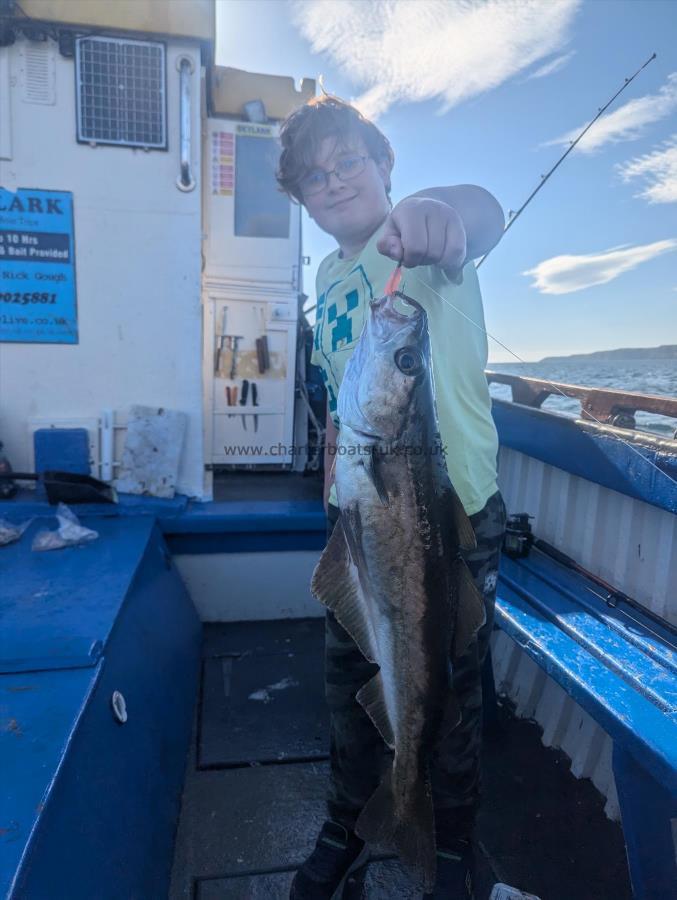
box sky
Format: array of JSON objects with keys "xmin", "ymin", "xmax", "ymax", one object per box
[{"xmin": 216, "ymin": 0, "xmax": 677, "ymax": 362}]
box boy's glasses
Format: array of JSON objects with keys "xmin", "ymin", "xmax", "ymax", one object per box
[{"xmin": 299, "ymin": 154, "xmax": 369, "ymax": 197}]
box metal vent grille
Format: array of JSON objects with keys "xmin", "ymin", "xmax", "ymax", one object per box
[
  {"xmin": 75, "ymin": 36, "xmax": 166, "ymax": 148},
  {"xmin": 21, "ymin": 45, "xmax": 56, "ymax": 105}
]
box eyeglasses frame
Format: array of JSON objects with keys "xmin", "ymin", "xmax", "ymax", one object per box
[{"xmin": 298, "ymin": 154, "xmax": 371, "ymax": 197}]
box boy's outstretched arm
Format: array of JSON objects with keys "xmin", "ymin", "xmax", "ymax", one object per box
[{"xmin": 377, "ymin": 185, "xmax": 505, "ymax": 276}]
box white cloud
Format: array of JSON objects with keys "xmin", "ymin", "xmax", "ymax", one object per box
[
  {"xmin": 617, "ymin": 136, "xmax": 677, "ymax": 204},
  {"xmin": 545, "ymin": 72, "xmax": 677, "ymax": 153},
  {"xmin": 526, "ymin": 51, "xmax": 575, "ymax": 80},
  {"xmin": 524, "ymin": 240, "xmax": 677, "ymax": 295},
  {"xmin": 290, "ymin": 0, "xmax": 580, "ymax": 119}
]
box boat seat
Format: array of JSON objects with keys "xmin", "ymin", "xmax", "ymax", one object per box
[{"xmin": 495, "ymin": 547, "xmax": 677, "ymax": 900}]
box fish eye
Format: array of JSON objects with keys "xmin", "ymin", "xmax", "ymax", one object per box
[{"xmin": 394, "ymin": 346, "xmax": 424, "ymax": 376}]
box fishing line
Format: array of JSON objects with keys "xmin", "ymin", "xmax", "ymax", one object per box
[
  {"xmin": 402, "ymin": 267, "xmax": 677, "ymax": 493},
  {"xmin": 475, "ymin": 52, "xmax": 657, "ymax": 269}
]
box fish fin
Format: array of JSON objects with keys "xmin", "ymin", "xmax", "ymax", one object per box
[
  {"xmin": 356, "ymin": 672, "xmax": 396, "ymax": 750},
  {"xmin": 363, "ymin": 451, "xmax": 389, "ymax": 507},
  {"xmin": 310, "ymin": 519, "xmax": 378, "ymax": 665},
  {"xmin": 444, "ymin": 487, "xmax": 477, "ymax": 551},
  {"xmin": 452, "ymin": 558, "xmax": 486, "ymax": 660},
  {"xmin": 356, "ymin": 765, "xmax": 437, "ymax": 894}
]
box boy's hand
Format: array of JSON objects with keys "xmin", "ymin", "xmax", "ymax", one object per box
[{"xmin": 377, "ymin": 197, "xmax": 467, "ymax": 273}]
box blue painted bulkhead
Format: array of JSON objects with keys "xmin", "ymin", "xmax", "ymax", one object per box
[{"xmin": 0, "ymin": 517, "xmax": 202, "ymax": 899}]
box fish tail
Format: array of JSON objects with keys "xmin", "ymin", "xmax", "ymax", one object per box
[
  {"xmin": 394, "ymin": 774, "xmax": 437, "ymax": 893},
  {"xmin": 354, "ymin": 766, "xmax": 398, "ymax": 849},
  {"xmin": 356, "ymin": 767, "xmax": 437, "ymax": 893}
]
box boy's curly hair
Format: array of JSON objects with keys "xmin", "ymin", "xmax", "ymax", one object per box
[{"xmin": 276, "ymin": 94, "xmax": 394, "ymax": 205}]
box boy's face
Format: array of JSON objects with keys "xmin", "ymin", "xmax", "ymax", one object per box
[{"xmin": 300, "ymin": 135, "xmax": 392, "ymax": 247}]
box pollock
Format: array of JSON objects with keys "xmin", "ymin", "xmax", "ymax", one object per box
[{"xmin": 311, "ymin": 287, "xmax": 485, "ymax": 893}]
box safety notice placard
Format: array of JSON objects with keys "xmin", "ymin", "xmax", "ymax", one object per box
[
  {"xmin": 0, "ymin": 187, "xmax": 78, "ymax": 343},
  {"xmin": 211, "ymin": 131, "xmax": 234, "ymax": 196}
]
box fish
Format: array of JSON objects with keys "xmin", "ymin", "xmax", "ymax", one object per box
[{"xmin": 310, "ymin": 287, "xmax": 486, "ymax": 893}]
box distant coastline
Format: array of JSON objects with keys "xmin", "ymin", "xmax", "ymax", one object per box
[
  {"xmin": 487, "ymin": 344, "xmax": 677, "ymax": 368},
  {"xmin": 537, "ymin": 345, "xmax": 677, "ymax": 364}
]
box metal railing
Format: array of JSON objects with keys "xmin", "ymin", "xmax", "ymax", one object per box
[{"xmin": 486, "ymin": 371, "xmax": 677, "ymax": 434}]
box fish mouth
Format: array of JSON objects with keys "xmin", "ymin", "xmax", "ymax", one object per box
[
  {"xmin": 369, "ymin": 291, "xmax": 425, "ymax": 344},
  {"xmin": 371, "ymin": 290, "xmax": 425, "ymax": 315}
]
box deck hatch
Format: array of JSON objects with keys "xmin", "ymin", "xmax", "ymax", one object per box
[
  {"xmin": 75, "ymin": 36, "xmax": 166, "ymax": 149},
  {"xmin": 198, "ymin": 639, "xmax": 329, "ymax": 769}
]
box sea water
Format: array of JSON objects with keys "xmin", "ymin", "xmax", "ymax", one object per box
[{"xmin": 488, "ymin": 359, "xmax": 676, "ymax": 438}]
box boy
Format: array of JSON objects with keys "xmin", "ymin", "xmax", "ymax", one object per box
[{"xmin": 277, "ymin": 95, "xmax": 507, "ymax": 899}]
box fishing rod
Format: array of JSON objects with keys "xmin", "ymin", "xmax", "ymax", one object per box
[
  {"xmin": 476, "ymin": 52, "xmax": 657, "ymax": 269},
  {"xmin": 303, "ymin": 52, "xmax": 657, "ymax": 317},
  {"xmin": 400, "ymin": 50, "xmax": 675, "ymax": 495}
]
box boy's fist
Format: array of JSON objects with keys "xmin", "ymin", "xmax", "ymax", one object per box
[{"xmin": 377, "ymin": 197, "xmax": 467, "ymax": 273}]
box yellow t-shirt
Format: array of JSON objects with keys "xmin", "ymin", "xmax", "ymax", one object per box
[{"xmin": 311, "ymin": 220, "xmax": 499, "ymax": 516}]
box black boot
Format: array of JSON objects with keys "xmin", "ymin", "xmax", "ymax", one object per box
[
  {"xmin": 422, "ymin": 836, "xmax": 475, "ymax": 899},
  {"xmin": 289, "ymin": 819, "xmax": 370, "ymax": 900}
]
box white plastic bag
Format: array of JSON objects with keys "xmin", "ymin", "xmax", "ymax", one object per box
[
  {"xmin": 0, "ymin": 518, "xmax": 33, "ymax": 547},
  {"xmin": 32, "ymin": 503, "xmax": 99, "ymax": 551}
]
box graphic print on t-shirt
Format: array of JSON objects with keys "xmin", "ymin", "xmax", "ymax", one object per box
[{"xmin": 313, "ymin": 264, "xmax": 375, "ymax": 421}]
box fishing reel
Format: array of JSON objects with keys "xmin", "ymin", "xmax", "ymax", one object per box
[{"xmin": 503, "ymin": 513, "xmax": 534, "ymax": 559}]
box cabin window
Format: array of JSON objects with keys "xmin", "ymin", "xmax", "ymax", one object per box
[
  {"xmin": 75, "ymin": 36, "xmax": 167, "ymax": 149},
  {"xmin": 234, "ymin": 134, "xmax": 290, "ymax": 238}
]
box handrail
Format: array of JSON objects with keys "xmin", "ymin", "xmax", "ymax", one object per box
[
  {"xmin": 486, "ymin": 370, "xmax": 677, "ymax": 431},
  {"xmin": 176, "ymin": 57, "xmax": 196, "ymax": 192}
]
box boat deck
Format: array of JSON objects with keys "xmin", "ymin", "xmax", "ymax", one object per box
[{"xmin": 168, "ymin": 618, "xmax": 633, "ymax": 900}]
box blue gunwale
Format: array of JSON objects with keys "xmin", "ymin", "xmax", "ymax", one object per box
[{"xmin": 492, "ymin": 400, "xmax": 677, "ymax": 516}]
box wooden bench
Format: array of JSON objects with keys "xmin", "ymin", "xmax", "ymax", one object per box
[{"xmin": 494, "ymin": 546, "xmax": 677, "ymax": 899}]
